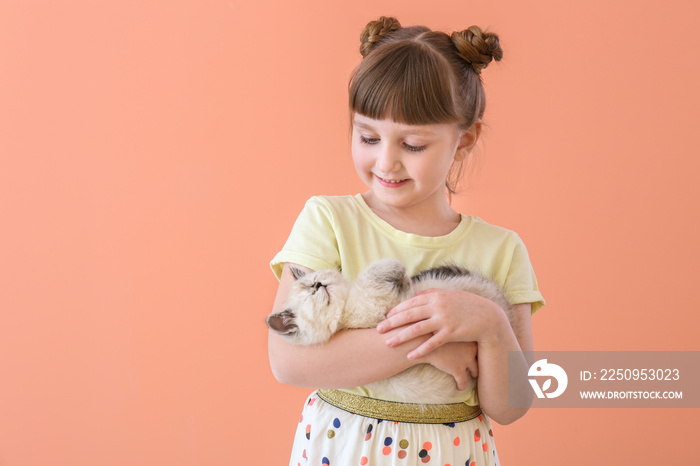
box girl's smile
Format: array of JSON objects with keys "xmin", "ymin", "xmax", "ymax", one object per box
[{"xmin": 375, "ymin": 175, "xmax": 410, "ymax": 187}]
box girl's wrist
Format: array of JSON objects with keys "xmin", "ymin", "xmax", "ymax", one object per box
[{"xmin": 476, "ymin": 300, "xmax": 512, "ymax": 349}]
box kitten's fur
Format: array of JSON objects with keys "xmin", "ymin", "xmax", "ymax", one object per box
[{"xmin": 267, "ymin": 259, "xmax": 511, "ymax": 404}]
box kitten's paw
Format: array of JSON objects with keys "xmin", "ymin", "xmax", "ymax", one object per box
[
  {"xmin": 366, "ymin": 259, "xmax": 411, "ymax": 294},
  {"xmin": 266, "ymin": 309, "xmax": 298, "ymax": 336}
]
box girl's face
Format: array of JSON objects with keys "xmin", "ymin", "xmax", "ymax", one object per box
[{"xmin": 351, "ymin": 113, "xmax": 467, "ymax": 214}]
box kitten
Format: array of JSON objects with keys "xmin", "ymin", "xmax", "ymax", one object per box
[{"xmin": 267, "ymin": 259, "xmax": 512, "ymax": 404}]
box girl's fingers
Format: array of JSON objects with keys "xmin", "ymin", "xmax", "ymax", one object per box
[
  {"xmin": 467, "ymin": 359, "xmax": 479, "ymax": 379},
  {"xmin": 454, "ymin": 370, "xmax": 468, "ymax": 391},
  {"xmin": 385, "ymin": 299, "xmax": 414, "ymax": 319},
  {"xmin": 385, "ymin": 290, "xmax": 435, "ymax": 318},
  {"xmin": 406, "ymin": 332, "xmax": 446, "ymax": 359},
  {"xmin": 378, "ymin": 303, "xmax": 429, "ymax": 333},
  {"xmin": 386, "ymin": 319, "xmax": 439, "ymax": 348}
]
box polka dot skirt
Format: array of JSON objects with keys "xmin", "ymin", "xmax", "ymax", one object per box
[{"xmin": 288, "ymin": 391, "xmax": 500, "ymax": 466}]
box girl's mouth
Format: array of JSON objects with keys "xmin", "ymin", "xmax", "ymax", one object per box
[{"xmin": 376, "ymin": 175, "xmax": 410, "ymax": 187}]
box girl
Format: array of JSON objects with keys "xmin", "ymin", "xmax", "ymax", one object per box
[{"xmin": 268, "ymin": 16, "xmax": 544, "ymax": 466}]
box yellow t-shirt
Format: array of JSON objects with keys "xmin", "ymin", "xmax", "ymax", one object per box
[{"xmin": 271, "ymin": 194, "xmax": 545, "ymax": 404}]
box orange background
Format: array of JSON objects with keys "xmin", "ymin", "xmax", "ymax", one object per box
[{"xmin": 1, "ymin": 0, "xmax": 699, "ymax": 464}]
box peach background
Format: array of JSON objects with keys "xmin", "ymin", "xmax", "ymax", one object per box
[{"xmin": 1, "ymin": 0, "xmax": 699, "ymax": 464}]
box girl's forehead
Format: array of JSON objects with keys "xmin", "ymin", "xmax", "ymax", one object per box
[{"xmin": 352, "ymin": 113, "xmax": 454, "ymax": 135}]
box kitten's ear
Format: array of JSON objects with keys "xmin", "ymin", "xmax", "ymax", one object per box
[
  {"xmin": 266, "ymin": 309, "xmax": 298, "ymax": 336},
  {"xmin": 288, "ymin": 265, "xmax": 307, "ymax": 280}
]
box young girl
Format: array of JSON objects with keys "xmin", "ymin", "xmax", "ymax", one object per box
[{"xmin": 268, "ymin": 16, "xmax": 544, "ymax": 466}]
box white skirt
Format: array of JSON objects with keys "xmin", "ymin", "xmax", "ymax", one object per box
[{"xmin": 288, "ymin": 390, "xmax": 500, "ymax": 466}]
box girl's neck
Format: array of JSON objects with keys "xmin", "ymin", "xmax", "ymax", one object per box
[{"xmin": 361, "ymin": 191, "xmax": 461, "ymax": 237}]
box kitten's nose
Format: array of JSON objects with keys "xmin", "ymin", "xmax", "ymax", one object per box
[{"xmin": 312, "ymin": 282, "xmax": 326, "ymax": 294}]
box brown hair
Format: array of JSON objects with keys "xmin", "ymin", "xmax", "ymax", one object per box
[{"xmin": 349, "ymin": 17, "xmax": 503, "ymax": 193}]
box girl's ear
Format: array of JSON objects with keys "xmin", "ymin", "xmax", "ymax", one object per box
[{"xmin": 455, "ymin": 121, "xmax": 482, "ymax": 161}]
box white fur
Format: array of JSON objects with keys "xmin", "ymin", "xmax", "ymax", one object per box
[{"xmin": 267, "ymin": 259, "xmax": 512, "ymax": 404}]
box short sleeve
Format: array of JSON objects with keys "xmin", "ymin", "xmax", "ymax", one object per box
[
  {"xmin": 270, "ymin": 197, "xmax": 342, "ymax": 280},
  {"xmin": 502, "ymin": 234, "xmax": 545, "ymax": 315}
]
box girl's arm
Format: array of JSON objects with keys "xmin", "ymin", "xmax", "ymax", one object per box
[
  {"xmin": 469, "ymin": 302, "xmax": 534, "ymax": 425},
  {"xmin": 378, "ymin": 290, "xmax": 535, "ymax": 425},
  {"xmin": 268, "ymin": 263, "xmax": 479, "ymax": 389}
]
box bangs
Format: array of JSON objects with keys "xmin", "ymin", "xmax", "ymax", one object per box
[{"xmin": 349, "ymin": 41, "xmax": 462, "ymax": 125}]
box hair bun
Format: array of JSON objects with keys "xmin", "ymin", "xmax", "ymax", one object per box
[
  {"xmin": 450, "ymin": 26, "xmax": 503, "ymax": 73},
  {"xmin": 359, "ymin": 16, "xmax": 402, "ymax": 57}
]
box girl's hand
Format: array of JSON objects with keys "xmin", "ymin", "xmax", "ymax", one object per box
[
  {"xmin": 376, "ymin": 288, "xmax": 503, "ymax": 359},
  {"xmin": 416, "ymin": 341, "xmax": 478, "ymax": 391}
]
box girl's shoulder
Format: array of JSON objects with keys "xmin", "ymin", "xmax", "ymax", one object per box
[
  {"xmin": 451, "ymin": 216, "xmax": 532, "ymax": 267},
  {"xmin": 287, "ymin": 195, "xmax": 360, "ymax": 226},
  {"xmin": 299, "ymin": 194, "xmax": 371, "ymax": 226},
  {"xmin": 304, "ymin": 194, "xmax": 363, "ymax": 211},
  {"xmin": 466, "ymin": 216, "xmax": 523, "ymax": 242}
]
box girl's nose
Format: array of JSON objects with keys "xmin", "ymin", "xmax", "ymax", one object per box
[{"xmin": 375, "ymin": 145, "xmax": 402, "ymax": 174}]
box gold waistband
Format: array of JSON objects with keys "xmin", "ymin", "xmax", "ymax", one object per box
[{"xmin": 316, "ymin": 389, "xmax": 481, "ymax": 424}]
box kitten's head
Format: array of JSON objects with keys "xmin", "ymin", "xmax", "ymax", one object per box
[{"xmin": 266, "ymin": 266, "xmax": 349, "ymax": 345}]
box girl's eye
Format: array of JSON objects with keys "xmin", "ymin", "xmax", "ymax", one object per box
[
  {"xmin": 404, "ymin": 143, "xmax": 426, "ymax": 152},
  {"xmin": 359, "ymin": 135, "xmax": 425, "ymax": 152}
]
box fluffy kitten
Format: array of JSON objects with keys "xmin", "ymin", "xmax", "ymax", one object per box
[{"xmin": 267, "ymin": 259, "xmax": 511, "ymax": 404}]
